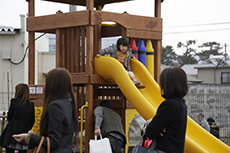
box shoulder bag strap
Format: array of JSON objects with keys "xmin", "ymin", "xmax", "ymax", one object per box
[
  {"xmin": 47, "ymin": 137, "xmax": 50, "ymax": 153},
  {"xmin": 34, "ymin": 136, "xmax": 45, "ymax": 153}
]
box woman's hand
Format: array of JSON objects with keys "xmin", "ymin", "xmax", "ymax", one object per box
[{"xmin": 12, "ymin": 133, "xmax": 28, "ymax": 143}]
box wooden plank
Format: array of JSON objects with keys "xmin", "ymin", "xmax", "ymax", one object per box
[
  {"xmin": 101, "ymin": 24, "xmax": 121, "ymax": 37},
  {"xmin": 91, "ymin": 10, "xmax": 162, "ymax": 32},
  {"xmin": 76, "ymin": 27, "xmax": 81, "ymax": 72},
  {"xmin": 63, "ymin": 30, "xmax": 68, "ymax": 68},
  {"xmin": 90, "ymin": 74, "xmax": 117, "ymax": 85},
  {"xmin": 81, "ymin": 27, "xmax": 86, "ymax": 72},
  {"xmin": 67, "ymin": 29, "xmax": 71, "ymax": 70},
  {"xmin": 28, "ymin": 32, "xmax": 35, "ymax": 84},
  {"xmin": 127, "ymin": 29, "xmax": 162, "ymax": 40},
  {"xmin": 71, "ymin": 73, "xmax": 90, "ymax": 84},
  {"xmin": 56, "ymin": 29, "xmax": 62, "ymax": 67},
  {"xmin": 73, "ymin": 27, "xmax": 77, "ymax": 72},
  {"xmin": 27, "ymin": 11, "xmax": 89, "ymax": 32},
  {"xmin": 70, "ymin": 28, "xmax": 75, "ymax": 72}
]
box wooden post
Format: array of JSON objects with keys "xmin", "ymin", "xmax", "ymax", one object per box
[
  {"xmin": 154, "ymin": 0, "xmax": 162, "ymax": 82},
  {"xmin": 28, "ymin": 0, "xmax": 35, "ymax": 84},
  {"xmin": 85, "ymin": 1, "xmax": 95, "ymax": 153},
  {"xmin": 84, "ymin": 24, "xmax": 95, "ymax": 153}
]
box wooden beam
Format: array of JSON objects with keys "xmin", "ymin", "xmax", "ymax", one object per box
[
  {"xmin": 126, "ymin": 29, "xmax": 162, "ymax": 40},
  {"xmin": 154, "ymin": 0, "xmax": 163, "ymax": 83},
  {"xmin": 101, "ymin": 24, "xmax": 121, "ymax": 37},
  {"xmin": 91, "ymin": 10, "xmax": 162, "ymax": 33},
  {"xmin": 27, "ymin": 11, "xmax": 89, "ymax": 32},
  {"xmin": 84, "ymin": 25, "xmax": 94, "ymax": 153},
  {"xmin": 71, "ymin": 73, "xmax": 90, "ymax": 84},
  {"xmin": 28, "ymin": 0, "xmax": 35, "ymax": 84},
  {"xmin": 86, "ymin": 0, "xmax": 94, "ymax": 10}
]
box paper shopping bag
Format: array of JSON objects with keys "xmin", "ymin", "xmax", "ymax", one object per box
[{"xmin": 89, "ymin": 135, "xmax": 112, "ymax": 153}]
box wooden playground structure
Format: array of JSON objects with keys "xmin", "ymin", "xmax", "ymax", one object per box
[{"xmin": 26, "ymin": 0, "xmax": 163, "ymax": 152}]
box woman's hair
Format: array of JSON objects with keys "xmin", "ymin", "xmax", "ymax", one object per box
[
  {"xmin": 116, "ymin": 38, "xmax": 129, "ymax": 51},
  {"xmin": 160, "ymin": 66, "xmax": 188, "ymax": 99},
  {"xmin": 40, "ymin": 68, "xmax": 77, "ymax": 135},
  {"xmin": 15, "ymin": 83, "xmax": 29, "ymax": 104}
]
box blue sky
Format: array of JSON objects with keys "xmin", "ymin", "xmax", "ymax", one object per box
[{"xmin": 1, "ymin": 0, "xmax": 230, "ymax": 55}]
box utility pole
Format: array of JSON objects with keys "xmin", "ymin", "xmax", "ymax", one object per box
[{"xmin": 224, "ymin": 43, "xmax": 227, "ymax": 62}]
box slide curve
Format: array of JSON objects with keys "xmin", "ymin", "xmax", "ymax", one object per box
[{"xmin": 94, "ymin": 56, "xmax": 230, "ymax": 153}]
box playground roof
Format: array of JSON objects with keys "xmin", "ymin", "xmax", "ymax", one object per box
[{"xmin": 41, "ymin": 0, "xmax": 134, "ymax": 7}]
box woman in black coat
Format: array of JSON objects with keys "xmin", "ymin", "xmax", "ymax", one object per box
[
  {"xmin": 0, "ymin": 83, "xmax": 35, "ymax": 153},
  {"xmin": 13, "ymin": 68, "xmax": 78, "ymax": 153},
  {"xmin": 145, "ymin": 67, "xmax": 188, "ymax": 153}
]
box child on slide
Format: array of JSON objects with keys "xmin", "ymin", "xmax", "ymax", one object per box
[{"xmin": 96, "ymin": 38, "xmax": 145, "ymax": 88}]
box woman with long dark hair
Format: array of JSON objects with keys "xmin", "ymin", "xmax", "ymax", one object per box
[
  {"xmin": 0, "ymin": 83, "xmax": 35, "ymax": 153},
  {"xmin": 13, "ymin": 68, "xmax": 77, "ymax": 153}
]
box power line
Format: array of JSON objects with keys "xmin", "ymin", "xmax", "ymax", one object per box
[
  {"xmin": 164, "ymin": 28, "xmax": 230, "ymax": 34},
  {"xmin": 164, "ymin": 22, "xmax": 230, "ymax": 28},
  {"xmin": 9, "ymin": 33, "xmax": 46, "ymax": 65}
]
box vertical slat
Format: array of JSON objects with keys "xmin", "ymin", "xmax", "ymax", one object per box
[
  {"xmin": 63, "ymin": 30, "xmax": 68, "ymax": 68},
  {"xmin": 74, "ymin": 27, "xmax": 78, "ymax": 72},
  {"xmin": 67, "ymin": 29, "xmax": 71, "ymax": 70},
  {"xmin": 75, "ymin": 86, "xmax": 80, "ymax": 150},
  {"xmin": 56, "ymin": 29, "xmax": 62, "ymax": 67},
  {"xmin": 81, "ymin": 87, "xmax": 85, "ymax": 107},
  {"xmin": 71, "ymin": 28, "xmax": 75, "ymax": 72},
  {"xmin": 81, "ymin": 26, "xmax": 86, "ymax": 72},
  {"xmin": 76, "ymin": 27, "xmax": 81, "ymax": 72}
]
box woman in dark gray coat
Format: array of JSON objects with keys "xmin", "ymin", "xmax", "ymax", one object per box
[
  {"xmin": 13, "ymin": 68, "xmax": 78, "ymax": 153},
  {"xmin": 0, "ymin": 83, "xmax": 35, "ymax": 153}
]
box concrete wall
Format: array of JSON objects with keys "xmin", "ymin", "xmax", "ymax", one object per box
[
  {"xmin": 185, "ymin": 84, "xmax": 230, "ymax": 145},
  {"xmin": 38, "ymin": 51, "xmax": 56, "ymax": 84}
]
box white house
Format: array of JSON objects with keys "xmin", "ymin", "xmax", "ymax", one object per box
[{"xmin": 0, "ymin": 15, "xmax": 53, "ymax": 111}]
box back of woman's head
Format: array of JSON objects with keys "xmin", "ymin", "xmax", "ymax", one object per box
[
  {"xmin": 116, "ymin": 38, "xmax": 129, "ymax": 50},
  {"xmin": 160, "ymin": 66, "xmax": 188, "ymax": 99},
  {"xmin": 45, "ymin": 68, "xmax": 73, "ymax": 103},
  {"xmin": 41, "ymin": 68, "xmax": 76, "ymax": 135},
  {"xmin": 15, "ymin": 83, "xmax": 29, "ymax": 104}
]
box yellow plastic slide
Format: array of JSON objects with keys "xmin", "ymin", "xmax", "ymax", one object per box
[{"xmin": 95, "ymin": 56, "xmax": 230, "ymax": 153}]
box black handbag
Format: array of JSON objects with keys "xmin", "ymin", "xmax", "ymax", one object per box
[{"xmin": 132, "ymin": 136, "xmax": 157, "ymax": 153}]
